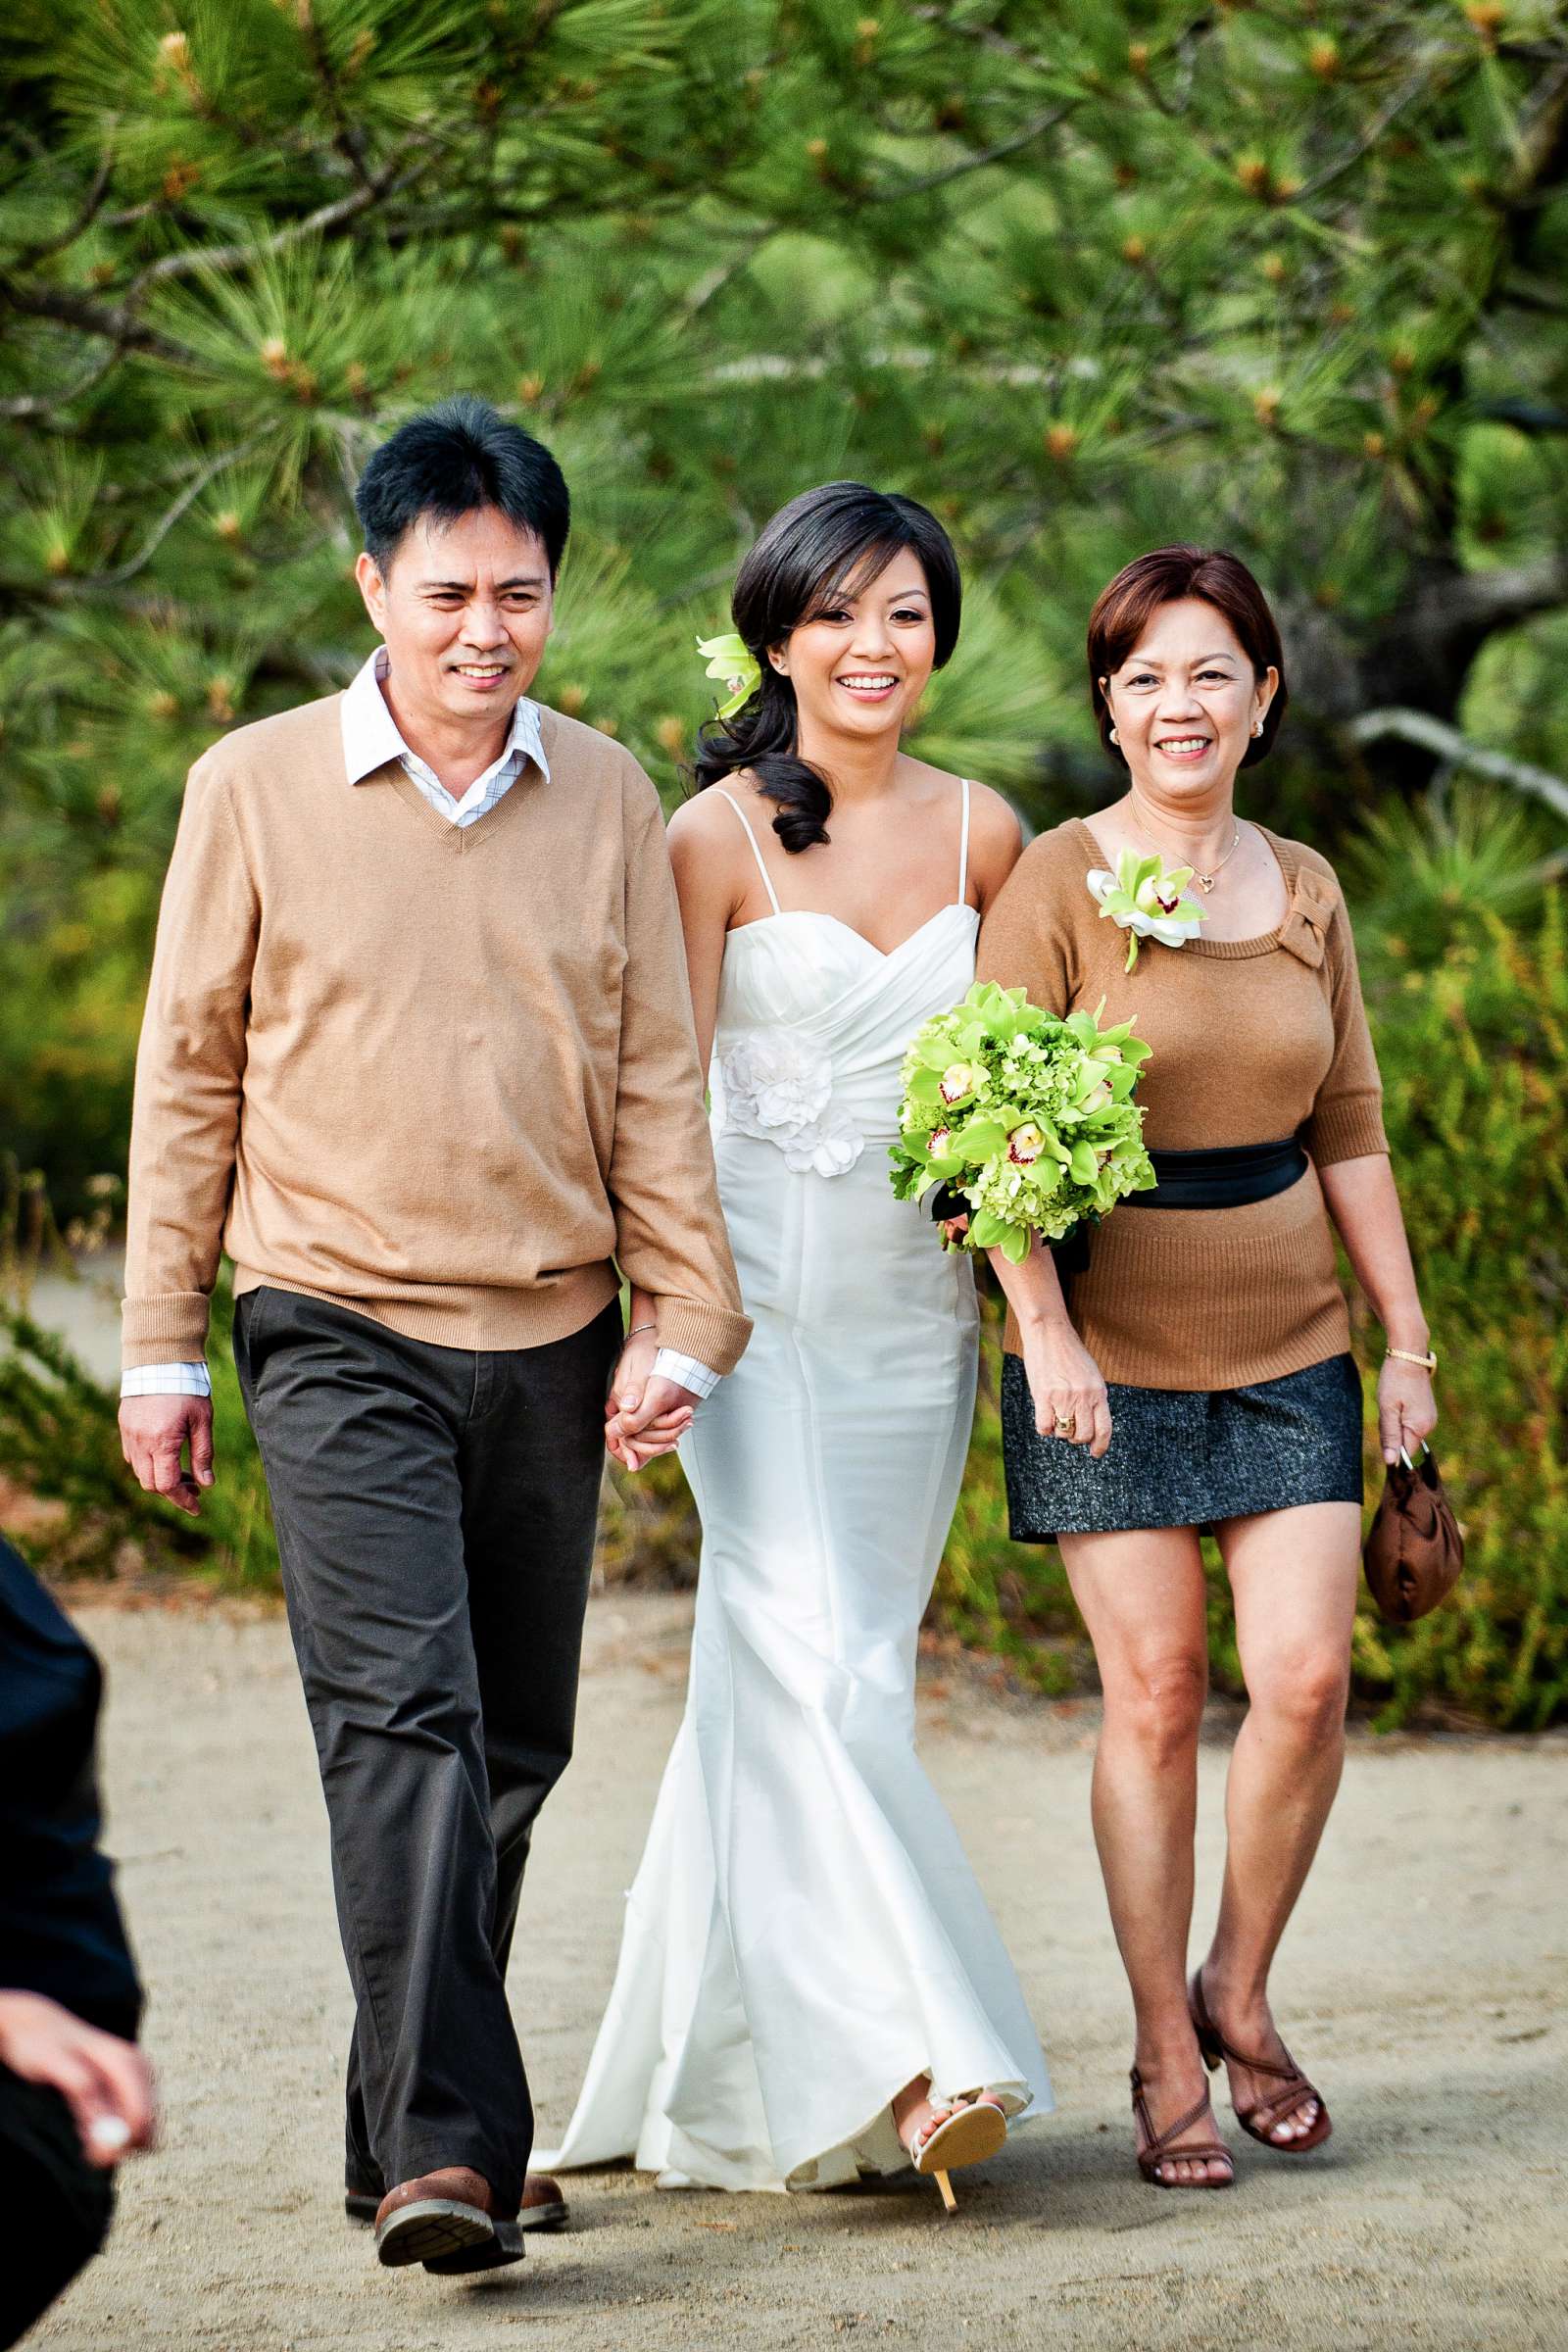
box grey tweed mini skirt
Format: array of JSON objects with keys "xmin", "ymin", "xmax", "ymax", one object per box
[{"xmin": 1001, "ymin": 1349, "xmax": 1364, "ymax": 1542}]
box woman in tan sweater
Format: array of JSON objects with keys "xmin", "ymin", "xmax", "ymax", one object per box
[{"xmin": 974, "ymin": 547, "xmax": 1437, "ymax": 2189}]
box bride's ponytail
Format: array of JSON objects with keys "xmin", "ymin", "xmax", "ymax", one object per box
[{"xmin": 694, "ymin": 667, "xmax": 833, "ymax": 852}]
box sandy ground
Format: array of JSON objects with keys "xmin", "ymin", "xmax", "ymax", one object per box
[{"xmin": 17, "ymin": 1588, "xmax": 1564, "ymax": 2352}]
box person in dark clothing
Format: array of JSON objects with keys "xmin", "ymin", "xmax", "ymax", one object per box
[{"xmin": 0, "ymin": 1533, "xmax": 156, "ymax": 2347}]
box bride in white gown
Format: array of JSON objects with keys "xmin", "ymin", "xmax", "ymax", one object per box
[{"xmin": 538, "ymin": 484, "xmax": 1053, "ymax": 2203}]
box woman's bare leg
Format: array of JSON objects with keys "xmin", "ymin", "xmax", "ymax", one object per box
[
  {"xmin": 1199, "ymin": 1500, "xmax": 1361, "ymax": 2141},
  {"xmin": 1059, "ymin": 1526, "xmax": 1227, "ymax": 2183}
]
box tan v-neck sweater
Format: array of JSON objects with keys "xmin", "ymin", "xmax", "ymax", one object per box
[
  {"xmin": 122, "ymin": 695, "xmax": 751, "ymax": 1372},
  {"xmin": 974, "ymin": 819, "xmax": 1388, "ymax": 1390}
]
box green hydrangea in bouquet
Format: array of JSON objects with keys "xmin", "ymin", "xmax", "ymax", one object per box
[{"xmin": 889, "ymin": 982, "xmax": 1155, "ymax": 1263}]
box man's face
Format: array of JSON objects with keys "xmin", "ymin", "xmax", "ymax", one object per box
[{"xmin": 355, "ymin": 506, "xmax": 556, "ymax": 728}]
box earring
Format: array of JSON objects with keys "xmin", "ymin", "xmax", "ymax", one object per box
[
  {"xmin": 1108, "ymin": 727, "xmax": 1119, "ymax": 745},
  {"xmin": 1251, "ymin": 718, "xmax": 1263, "ymax": 737}
]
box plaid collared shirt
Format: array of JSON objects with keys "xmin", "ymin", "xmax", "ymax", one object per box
[{"xmin": 340, "ymin": 645, "xmax": 551, "ymax": 821}]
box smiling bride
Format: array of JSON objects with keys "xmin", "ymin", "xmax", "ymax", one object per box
[{"xmin": 537, "ymin": 482, "xmax": 1052, "ymax": 2207}]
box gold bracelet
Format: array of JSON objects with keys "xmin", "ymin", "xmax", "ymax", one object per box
[
  {"xmin": 626, "ymin": 1321, "xmax": 658, "ymax": 1340},
  {"xmin": 1385, "ymin": 1346, "xmax": 1437, "ymax": 1372}
]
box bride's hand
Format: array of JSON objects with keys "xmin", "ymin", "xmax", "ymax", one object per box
[
  {"xmin": 1020, "ymin": 1317, "xmax": 1112, "ymax": 1458},
  {"xmin": 607, "ymin": 1393, "xmax": 695, "ymax": 1473},
  {"xmin": 605, "ymin": 1330, "xmax": 694, "ymax": 1471}
]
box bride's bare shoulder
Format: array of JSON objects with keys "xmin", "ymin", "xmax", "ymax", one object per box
[
  {"xmin": 902, "ymin": 758, "xmax": 1024, "ymax": 898},
  {"xmin": 666, "ymin": 772, "xmax": 766, "ymax": 843},
  {"xmin": 964, "ymin": 780, "xmax": 1024, "ymax": 863},
  {"xmin": 665, "ymin": 780, "xmax": 773, "ymax": 923}
]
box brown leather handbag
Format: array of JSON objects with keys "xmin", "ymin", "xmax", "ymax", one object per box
[{"xmin": 1362, "ymin": 1446, "xmax": 1464, "ymax": 1623}]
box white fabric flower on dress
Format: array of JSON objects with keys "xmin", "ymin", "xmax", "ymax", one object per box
[
  {"xmin": 720, "ymin": 1032, "xmax": 833, "ymax": 1137},
  {"xmin": 718, "ymin": 1031, "xmax": 863, "ymax": 1177},
  {"xmin": 783, "ymin": 1103, "xmax": 864, "ymax": 1178}
]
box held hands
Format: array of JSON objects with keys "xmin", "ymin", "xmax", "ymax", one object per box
[
  {"xmin": 604, "ymin": 1327, "xmax": 697, "ymax": 1472},
  {"xmin": 1022, "ymin": 1316, "xmax": 1113, "ymax": 1459},
  {"xmin": 1378, "ymin": 1356, "xmax": 1438, "ymax": 1467},
  {"xmin": 118, "ymin": 1394, "xmax": 214, "ymax": 1515},
  {"xmin": 0, "ymin": 1991, "xmax": 157, "ymax": 2169}
]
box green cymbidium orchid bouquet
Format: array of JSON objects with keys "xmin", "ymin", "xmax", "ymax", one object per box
[{"xmin": 889, "ymin": 982, "xmax": 1155, "ymax": 1263}]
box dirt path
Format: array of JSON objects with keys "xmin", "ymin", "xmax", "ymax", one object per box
[{"xmin": 28, "ymin": 1592, "xmax": 1568, "ymax": 2352}]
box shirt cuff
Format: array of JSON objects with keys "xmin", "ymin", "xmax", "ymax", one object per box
[
  {"xmin": 120, "ymin": 1361, "xmax": 212, "ymax": 1399},
  {"xmin": 652, "ymin": 1347, "xmax": 721, "ymax": 1401}
]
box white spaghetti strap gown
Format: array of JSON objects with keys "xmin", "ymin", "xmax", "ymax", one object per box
[{"xmin": 538, "ymin": 780, "xmax": 1052, "ymax": 2191}]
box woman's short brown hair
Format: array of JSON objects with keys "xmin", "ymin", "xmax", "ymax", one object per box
[{"xmin": 1087, "ymin": 545, "xmax": 1288, "ymax": 771}]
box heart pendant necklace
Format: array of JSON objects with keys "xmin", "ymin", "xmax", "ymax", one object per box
[{"xmin": 1129, "ymin": 794, "xmax": 1242, "ymax": 893}]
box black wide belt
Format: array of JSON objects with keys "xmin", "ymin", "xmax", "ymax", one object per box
[
  {"xmin": 930, "ymin": 1138, "xmax": 1306, "ymax": 1285},
  {"xmin": 1131, "ymin": 1137, "xmax": 1307, "ymax": 1210}
]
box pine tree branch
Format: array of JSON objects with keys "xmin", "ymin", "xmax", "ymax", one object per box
[
  {"xmin": 1474, "ymin": 396, "xmax": 1568, "ymax": 434},
  {"xmin": 1507, "ymin": 57, "xmax": 1568, "ymax": 204},
  {"xmin": 85, "ymin": 433, "xmax": 274, "ymax": 589},
  {"xmin": 681, "ymin": 228, "xmax": 776, "ymax": 318},
  {"xmin": 0, "ymin": 344, "xmax": 122, "ymax": 422},
  {"xmin": 253, "ymin": 641, "xmax": 352, "ymax": 695},
  {"xmin": 1502, "ymin": 272, "xmax": 1568, "ymax": 318},
  {"xmin": 299, "ymin": 18, "xmax": 374, "ymax": 193},
  {"xmin": 0, "ymin": 274, "xmax": 191, "ymax": 363},
  {"xmin": 1417, "ymin": 552, "xmax": 1568, "ymax": 636},
  {"xmin": 127, "ymin": 157, "xmax": 431, "ymax": 291},
  {"xmin": 99, "ymin": 201, "xmax": 163, "ymax": 232},
  {"xmin": 1292, "ymin": 73, "xmax": 1432, "ymax": 206},
  {"xmin": 863, "ymin": 102, "xmax": 1076, "ymax": 203},
  {"xmin": 905, "ymin": 4, "xmax": 1079, "ymax": 80},
  {"xmin": 1348, "ymin": 710, "xmax": 1568, "ymax": 824},
  {"xmin": 11, "ymin": 138, "xmax": 119, "ymax": 269}
]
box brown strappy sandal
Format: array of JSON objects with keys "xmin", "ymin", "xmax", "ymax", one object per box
[
  {"xmin": 1189, "ymin": 1969, "xmax": 1333, "ymax": 2154},
  {"xmin": 1129, "ymin": 2067, "xmax": 1235, "ymax": 2190}
]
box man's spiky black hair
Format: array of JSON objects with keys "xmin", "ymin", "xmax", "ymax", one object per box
[{"xmin": 354, "ymin": 396, "xmax": 570, "ymax": 576}]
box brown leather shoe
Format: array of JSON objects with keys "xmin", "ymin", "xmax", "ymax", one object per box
[
  {"xmin": 516, "ymin": 2173, "xmax": 568, "ymax": 2232},
  {"xmin": 350, "ymin": 2169, "xmax": 566, "ymax": 2234},
  {"xmin": 420, "ymin": 2173, "xmax": 565, "ymax": 2274},
  {"xmin": 373, "ymin": 2168, "xmax": 517, "ymax": 2270}
]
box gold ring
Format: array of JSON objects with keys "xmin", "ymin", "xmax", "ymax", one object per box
[{"xmin": 1054, "ymin": 1415, "xmax": 1076, "ymax": 1438}]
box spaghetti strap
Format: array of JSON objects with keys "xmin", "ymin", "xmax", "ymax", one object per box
[
  {"xmin": 957, "ymin": 777, "xmax": 972, "ymax": 906},
  {"xmin": 713, "ymin": 789, "xmax": 782, "ymax": 916}
]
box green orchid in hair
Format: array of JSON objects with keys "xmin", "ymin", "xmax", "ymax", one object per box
[
  {"xmin": 1086, "ymin": 848, "xmax": 1206, "ymax": 971},
  {"xmin": 697, "ymin": 631, "xmax": 762, "ymax": 719}
]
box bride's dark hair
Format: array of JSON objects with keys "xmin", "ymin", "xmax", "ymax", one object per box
[{"xmin": 693, "ymin": 481, "xmax": 962, "ymax": 852}]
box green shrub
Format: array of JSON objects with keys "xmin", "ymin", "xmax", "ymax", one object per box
[
  {"xmin": 1343, "ymin": 898, "xmax": 1568, "ymax": 1727},
  {"xmin": 0, "ymin": 1277, "xmax": 277, "ymax": 1587},
  {"xmin": 0, "ymin": 870, "xmax": 158, "ymax": 1220}
]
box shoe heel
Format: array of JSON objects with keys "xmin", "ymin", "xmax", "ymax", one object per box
[
  {"xmin": 1188, "ymin": 1970, "xmax": 1223, "ymax": 2071},
  {"xmin": 933, "ymin": 2169, "xmax": 957, "ymax": 2215}
]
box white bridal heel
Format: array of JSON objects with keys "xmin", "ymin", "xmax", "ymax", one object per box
[{"xmin": 904, "ymin": 2092, "xmax": 1007, "ymax": 2213}]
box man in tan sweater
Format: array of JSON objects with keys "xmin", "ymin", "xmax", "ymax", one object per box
[{"xmin": 118, "ymin": 398, "xmax": 749, "ymax": 2275}]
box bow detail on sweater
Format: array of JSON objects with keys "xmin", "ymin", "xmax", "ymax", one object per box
[{"xmin": 1278, "ymin": 868, "xmax": 1337, "ymax": 968}]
